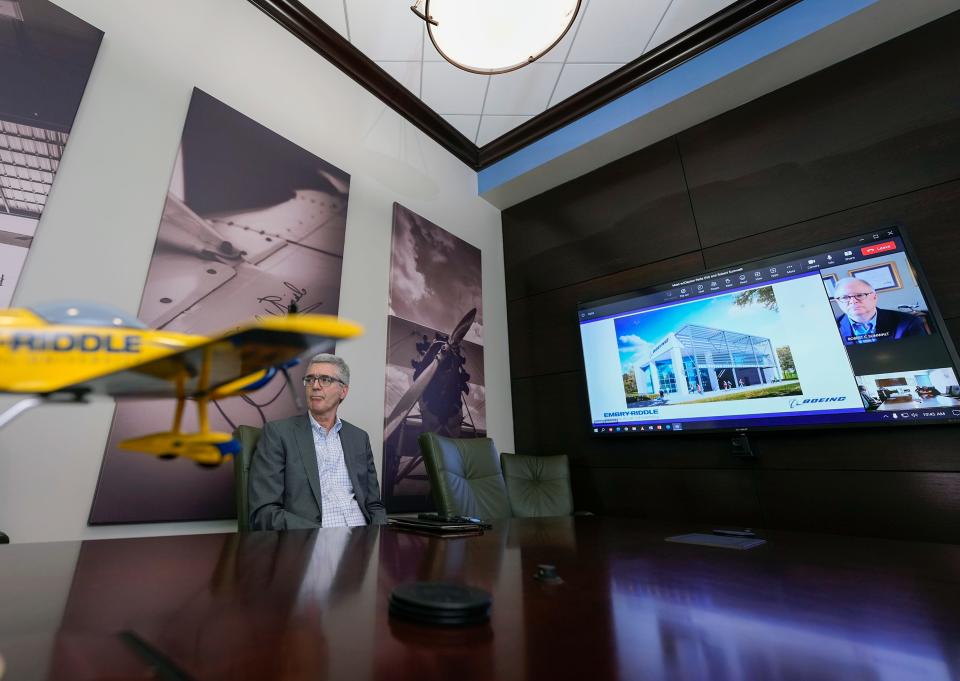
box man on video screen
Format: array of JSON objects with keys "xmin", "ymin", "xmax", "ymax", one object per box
[{"xmin": 834, "ymin": 277, "xmax": 929, "ymax": 345}]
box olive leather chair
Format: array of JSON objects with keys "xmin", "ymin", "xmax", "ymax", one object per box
[
  {"xmin": 418, "ymin": 433, "xmax": 512, "ymax": 521},
  {"xmin": 233, "ymin": 425, "xmax": 263, "ymax": 531},
  {"xmin": 500, "ymin": 453, "xmax": 574, "ymax": 518}
]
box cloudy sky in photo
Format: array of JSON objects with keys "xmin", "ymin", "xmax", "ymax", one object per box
[{"xmin": 388, "ymin": 203, "xmax": 483, "ymax": 345}]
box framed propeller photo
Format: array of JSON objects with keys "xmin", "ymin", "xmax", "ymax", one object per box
[{"xmin": 382, "ymin": 204, "xmax": 485, "ymax": 513}]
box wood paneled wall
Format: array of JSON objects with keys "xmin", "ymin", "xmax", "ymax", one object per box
[{"xmin": 502, "ymin": 12, "xmax": 960, "ymax": 544}]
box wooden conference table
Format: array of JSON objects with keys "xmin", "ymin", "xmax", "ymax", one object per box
[{"xmin": 1, "ymin": 517, "xmax": 958, "ymax": 680}]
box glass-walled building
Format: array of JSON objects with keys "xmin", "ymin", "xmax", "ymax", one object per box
[{"xmin": 634, "ymin": 324, "xmax": 782, "ymax": 398}]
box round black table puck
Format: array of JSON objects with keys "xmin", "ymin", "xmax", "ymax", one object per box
[
  {"xmin": 533, "ymin": 563, "xmax": 563, "ymax": 585},
  {"xmin": 389, "ymin": 582, "xmax": 492, "ymax": 627}
]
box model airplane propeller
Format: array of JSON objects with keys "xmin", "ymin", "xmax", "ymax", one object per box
[{"xmin": 0, "ymin": 301, "xmax": 362, "ymax": 466}]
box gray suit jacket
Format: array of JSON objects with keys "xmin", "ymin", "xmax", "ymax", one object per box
[{"xmin": 248, "ymin": 414, "xmax": 387, "ymax": 530}]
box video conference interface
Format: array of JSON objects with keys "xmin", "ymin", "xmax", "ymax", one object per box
[{"xmin": 578, "ymin": 227, "xmax": 960, "ymax": 434}]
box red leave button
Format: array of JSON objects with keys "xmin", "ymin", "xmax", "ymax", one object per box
[{"xmin": 861, "ymin": 240, "xmax": 896, "ymax": 256}]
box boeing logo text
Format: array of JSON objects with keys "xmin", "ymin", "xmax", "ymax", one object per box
[{"xmin": 789, "ymin": 396, "xmax": 847, "ymax": 409}]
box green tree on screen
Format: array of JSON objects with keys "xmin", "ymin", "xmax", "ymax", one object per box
[
  {"xmin": 733, "ymin": 285, "xmax": 778, "ymax": 312},
  {"xmin": 776, "ymin": 345, "xmax": 798, "ymax": 379}
]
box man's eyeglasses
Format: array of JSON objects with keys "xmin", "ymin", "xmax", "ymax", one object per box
[
  {"xmin": 303, "ymin": 374, "xmax": 345, "ymax": 387},
  {"xmin": 835, "ymin": 292, "xmax": 875, "ymax": 303}
]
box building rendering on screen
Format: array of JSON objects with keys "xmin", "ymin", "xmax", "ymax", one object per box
[{"xmin": 634, "ymin": 324, "xmax": 782, "ymax": 399}]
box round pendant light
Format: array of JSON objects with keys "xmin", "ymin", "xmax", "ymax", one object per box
[{"xmin": 411, "ymin": 0, "xmax": 582, "ymax": 75}]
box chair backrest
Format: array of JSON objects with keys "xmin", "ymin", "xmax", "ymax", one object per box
[
  {"xmin": 233, "ymin": 425, "xmax": 262, "ymax": 532},
  {"xmin": 418, "ymin": 433, "xmax": 511, "ymax": 521},
  {"xmin": 500, "ymin": 453, "xmax": 574, "ymax": 518}
]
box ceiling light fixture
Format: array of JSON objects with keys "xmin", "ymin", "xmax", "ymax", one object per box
[{"xmin": 410, "ymin": 0, "xmax": 582, "ymax": 75}]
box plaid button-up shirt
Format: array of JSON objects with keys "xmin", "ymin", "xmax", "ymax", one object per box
[{"xmin": 309, "ymin": 414, "xmax": 367, "ymax": 528}]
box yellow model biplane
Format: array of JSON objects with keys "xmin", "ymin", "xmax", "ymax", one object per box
[{"xmin": 0, "ymin": 301, "xmax": 361, "ymax": 466}]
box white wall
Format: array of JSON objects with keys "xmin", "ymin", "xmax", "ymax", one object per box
[{"xmin": 0, "ymin": 0, "xmax": 512, "ymax": 543}]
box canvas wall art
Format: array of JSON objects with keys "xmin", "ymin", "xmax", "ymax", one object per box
[
  {"xmin": 0, "ymin": 0, "xmax": 102, "ymax": 305},
  {"xmin": 382, "ymin": 203, "xmax": 485, "ymax": 513},
  {"xmin": 89, "ymin": 88, "xmax": 350, "ymax": 524}
]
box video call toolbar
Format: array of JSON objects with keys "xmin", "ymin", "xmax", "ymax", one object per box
[{"xmin": 579, "ymin": 227, "xmax": 902, "ymax": 323}]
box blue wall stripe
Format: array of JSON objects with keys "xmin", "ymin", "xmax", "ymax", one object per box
[{"xmin": 478, "ymin": 0, "xmax": 879, "ymax": 195}]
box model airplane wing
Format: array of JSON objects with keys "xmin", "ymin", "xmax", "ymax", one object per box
[{"xmin": 53, "ymin": 315, "xmax": 362, "ymax": 398}]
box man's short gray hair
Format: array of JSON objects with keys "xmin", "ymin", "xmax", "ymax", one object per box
[
  {"xmin": 834, "ymin": 277, "xmax": 876, "ymax": 294},
  {"xmin": 308, "ymin": 353, "xmax": 350, "ymax": 385}
]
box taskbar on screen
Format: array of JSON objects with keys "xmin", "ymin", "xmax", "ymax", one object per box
[{"xmin": 592, "ymin": 407, "xmax": 960, "ymax": 434}]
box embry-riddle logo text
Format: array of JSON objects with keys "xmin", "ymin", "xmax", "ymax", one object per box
[{"xmin": 1, "ymin": 333, "xmax": 142, "ymax": 353}]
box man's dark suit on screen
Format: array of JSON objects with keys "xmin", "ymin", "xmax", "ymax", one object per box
[
  {"xmin": 837, "ymin": 308, "xmax": 928, "ymax": 345},
  {"xmin": 248, "ymin": 414, "xmax": 387, "ymax": 530}
]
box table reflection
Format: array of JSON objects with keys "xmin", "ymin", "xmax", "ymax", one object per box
[
  {"xmin": 50, "ymin": 529, "xmax": 379, "ymax": 680},
  {"xmin": 609, "ymin": 546, "xmax": 960, "ymax": 680},
  {"xmin": 0, "ymin": 518, "xmax": 955, "ymax": 681}
]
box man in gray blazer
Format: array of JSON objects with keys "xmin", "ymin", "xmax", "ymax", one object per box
[{"xmin": 248, "ymin": 353, "xmax": 386, "ymax": 530}]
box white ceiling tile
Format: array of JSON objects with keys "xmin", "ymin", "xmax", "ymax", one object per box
[
  {"xmin": 442, "ymin": 115, "xmax": 482, "ymax": 143},
  {"xmin": 476, "ymin": 115, "xmax": 533, "ymax": 146},
  {"xmin": 345, "ymin": 0, "xmax": 424, "ymax": 60},
  {"xmin": 300, "ymin": 0, "xmax": 348, "ymax": 37},
  {"xmin": 566, "ymin": 0, "xmax": 672, "ymax": 63},
  {"xmin": 647, "ymin": 0, "xmax": 739, "ymax": 52},
  {"xmin": 420, "ymin": 61, "xmax": 489, "ymax": 115},
  {"xmin": 483, "ymin": 63, "xmax": 563, "ymax": 116},
  {"xmin": 376, "ymin": 61, "xmax": 422, "ymax": 97},
  {"xmin": 549, "ymin": 63, "xmax": 623, "ymax": 106},
  {"xmin": 309, "ymin": 0, "xmax": 738, "ymax": 138},
  {"xmin": 539, "ymin": 0, "xmax": 590, "ymax": 63},
  {"xmin": 422, "ymin": 27, "xmax": 445, "ymax": 62}
]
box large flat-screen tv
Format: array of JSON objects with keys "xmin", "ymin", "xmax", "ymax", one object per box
[{"xmin": 577, "ymin": 226, "xmax": 960, "ymax": 436}]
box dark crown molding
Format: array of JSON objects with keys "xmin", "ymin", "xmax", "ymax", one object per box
[
  {"xmin": 247, "ymin": 0, "xmax": 479, "ymax": 168},
  {"xmin": 478, "ymin": 0, "xmax": 801, "ymax": 168},
  {"xmin": 248, "ymin": 0, "xmax": 800, "ymax": 173}
]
